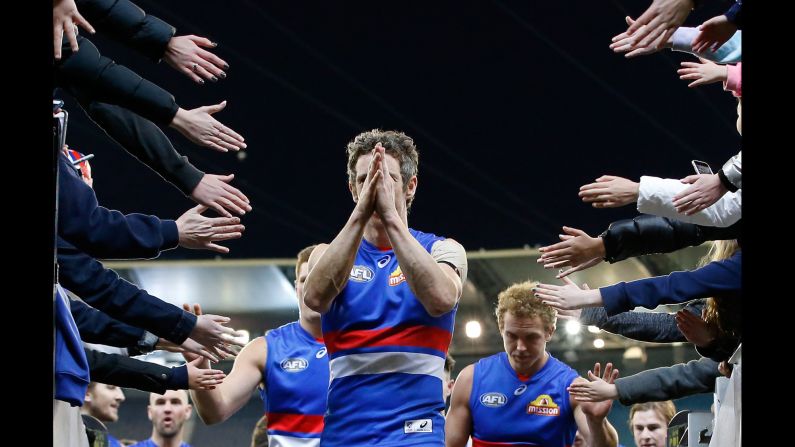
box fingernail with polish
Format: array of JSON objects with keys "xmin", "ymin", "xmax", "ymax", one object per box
[
  {"xmin": 223, "ymin": 64, "xmax": 230, "ymax": 70},
  {"xmin": 211, "ymin": 76, "xmax": 218, "ymax": 82},
  {"xmin": 198, "ymin": 79, "xmax": 205, "ymax": 85},
  {"xmin": 219, "ymin": 72, "xmax": 227, "ymax": 79}
]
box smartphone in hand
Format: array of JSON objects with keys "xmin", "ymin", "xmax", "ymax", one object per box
[{"xmin": 691, "ymin": 160, "xmax": 713, "ymax": 175}]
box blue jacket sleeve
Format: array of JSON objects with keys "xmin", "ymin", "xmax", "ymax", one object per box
[
  {"xmin": 57, "ymin": 237, "xmax": 196, "ymax": 344},
  {"xmin": 58, "ymin": 153, "xmax": 179, "ymax": 259},
  {"xmin": 69, "ymin": 298, "xmax": 145, "ymax": 347},
  {"xmin": 600, "ymin": 252, "xmax": 741, "ymax": 316},
  {"xmin": 724, "ymin": 0, "xmax": 742, "ymax": 29},
  {"xmin": 55, "ymin": 285, "xmax": 90, "ymax": 406}
]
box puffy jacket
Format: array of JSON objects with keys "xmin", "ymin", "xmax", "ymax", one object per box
[{"xmin": 601, "ymin": 214, "xmax": 741, "ymax": 264}]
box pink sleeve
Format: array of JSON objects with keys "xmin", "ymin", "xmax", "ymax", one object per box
[{"xmin": 723, "ymin": 63, "xmax": 741, "ymax": 97}]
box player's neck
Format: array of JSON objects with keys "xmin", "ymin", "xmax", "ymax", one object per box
[
  {"xmin": 509, "ymin": 351, "xmax": 549, "ymax": 379},
  {"xmin": 363, "ymin": 220, "xmax": 392, "ymax": 249},
  {"xmin": 299, "ymin": 315, "xmax": 323, "ymax": 339},
  {"xmin": 363, "ymin": 211, "xmax": 407, "ymax": 249},
  {"xmin": 152, "ymin": 431, "xmax": 183, "ymax": 447}
]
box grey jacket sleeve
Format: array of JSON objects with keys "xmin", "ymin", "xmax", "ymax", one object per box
[
  {"xmin": 579, "ymin": 301, "xmax": 704, "ymax": 343},
  {"xmin": 615, "ymin": 357, "xmax": 721, "ymax": 405}
]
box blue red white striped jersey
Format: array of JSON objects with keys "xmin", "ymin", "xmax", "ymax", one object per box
[
  {"xmin": 469, "ymin": 352, "xmax": 580, "ymax": 447},
  {"xmin": 321, "ymin": 228, "xmax": 455, "ymax": 447},
  {"xmin": 260, "ymin": 322, "xmax": 328, "ymax": 447}
]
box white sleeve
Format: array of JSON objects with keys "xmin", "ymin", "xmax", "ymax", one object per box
[
  {"xmin": 721, "ymin": 151, "xmax": 742, "ymax": 190},
  {"xmin": 637, "ymin": 176, "xmax": 741, "ymax": 227},
  {"xmin": 431, "ymin": 238, "xmax": 468, "ymax": 285}
]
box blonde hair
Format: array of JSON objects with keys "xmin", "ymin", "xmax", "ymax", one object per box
[
  {"xmin": 296, "ymin": 244, "xmax": 318, "ymax": 277},
  {"xmin": 629, "ymin": 401, "xmax": 676, "ymax": 427},
  {"xmin": 699, "ymin": 240, "xmax": 739, "ymax": 268},
  {"xmin": 495, "ymin": 280, "xmax": 557, "ymax": 332},
  {"xmin": 701, "ymin": 240, "xmax": 741, "ymax": 338}
]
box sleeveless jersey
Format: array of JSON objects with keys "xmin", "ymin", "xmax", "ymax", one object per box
[
  {"xmin": 321, "ymin": 229, "xmax": 455, "ymax": 447},
  {"xmin": 260, "ymin": 322, "xmax": 329, "ymax": 447},
  {"xmin": 469, "ymin": 352, "xmax": 579, "ymax": 447}
]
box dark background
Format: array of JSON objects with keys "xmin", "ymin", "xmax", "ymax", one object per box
[
  {"xmin": 61, "ymin": 0, "xmax": 740, "ymax": 259},
  {"xmin": 45, "ymin": 2, "xmax": 751, "ymax": 445}
]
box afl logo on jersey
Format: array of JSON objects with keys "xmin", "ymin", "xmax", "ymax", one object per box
[
  {"xmin": 377, "ymin": 255, "xmax": 391, "ymax": 268},
  {"xmin": 480, "ymin": 392, "xmax": 507, "ymax": 407},
  {"xmin": 280, "ymin": 358, "xmax": 308, "ymax": 372},
  {"xmin": 350, "ymin": 265, "xmax": 374, "ymax": 282},
  {"xmin": 514, "ymin": 384, "xmax": 528, "ymax": 395},
  {"xmin": 316, "ymin": 347, "xmax": 327, "ymax": 358}
]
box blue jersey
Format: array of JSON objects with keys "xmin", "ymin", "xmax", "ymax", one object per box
[
  {"xmin": 108, "ymin": 434, "xmax": 122, "ymax": 447},
  {"xmin": 469, "ymin": 352, "xmax": 579, "ymax": 447},
  {"xmin": 260, "ymin": 322, "xmax": 328, "ymax": 447},
  {"xmin": 127, "ymin": 439, "xmax": 191, "ymax": 447},
  {"xmin": 321, "ymin": 229, "xmax": 455, "ymax": 447}
]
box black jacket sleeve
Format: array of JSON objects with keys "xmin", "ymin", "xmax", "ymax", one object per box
[
  {"xmin": 57, "ymin": 237, "xmax": 196, "ymax": 344},
  {"xmin": 58, "ymin": 153, "xmax": 179, "ymax": 260},
  {"xmin": 70, "ymin": 298, "xmax": 144, "ymax": 347},
  {"xmin": 55, "ymin": 34, "xmax": 179, "ymax": 126},
  {"xmin": 75, "ymin": 0, "xmax": 175, "ymax": 61},
  {"xmin": 81, "ymin": 101, "xmax": 205, "ymax": 195},
  {"xmin": 615, "ymin": 357, "xmax": 721, "ymax": 405},
  {"xmin": 696, "ymin": 335, "xmax": 741, "ymax": 363},
  {"xmin": 601, "ymin": 214, "xmax": 741, "ymax": 264},
  {"xmin": 85, "ymin": 349, "xmax": 189, "ymax": 393}
]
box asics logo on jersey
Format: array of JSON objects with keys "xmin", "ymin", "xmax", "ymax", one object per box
[
  {"xmin": 480, "ymin": 392, "xmax": 507, "ymax": 407},
  {"xmin": 316, "ymin": 347, "xmax": 327, "ymax": 358},
  {"xmin": 350, "ymin": 265, "xmax": 374, "ymax": 282},
  {"xmin": 280, "ymin": 358, "xmax": 308, "ymax": 372},
  {"xmin": 514, "ymin": 384, "xmax": 528, "ymax": 395},
  {"xmin": 404, "ymin": 419, "xmax": 433, "ymax": 433},
  {"xmin": 377, "ymin": 255, "xmax": 391, "ymax": 268}
]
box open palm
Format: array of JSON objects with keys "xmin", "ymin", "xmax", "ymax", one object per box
[{"xmin": 578, "ymin": 362, "xmax": 618, "ymax": 418}]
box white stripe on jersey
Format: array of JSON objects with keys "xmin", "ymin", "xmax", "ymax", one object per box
[
  {"xmin": 268, "ymin": 434, "xmax": 320, "ymax": 447},
  {"xmin": 329, "ymin": 351, "xmax": 445, "ymax": 382}
]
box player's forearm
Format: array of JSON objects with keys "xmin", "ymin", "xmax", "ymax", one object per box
[
  {"xmin": 445, "ymin": 430, "xmax": 470, "ymax": 447},
  {"xmin": 383, "ymin": 214, "xmax": 458, "ymax": 316},
  {"xmin": 444, "ymin": 410, "xmax": 472, "ymax": 447},
  {"xmin": 190, "ymin": 386, "xmax": 233, "ymax": 424},
  {"xmin": 303, "ymin": 211, "xmax": 368, "ymax": 313},
  {"xmin": 586, "ymin": 416, "xmax": 618, "ymax": 447}
]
